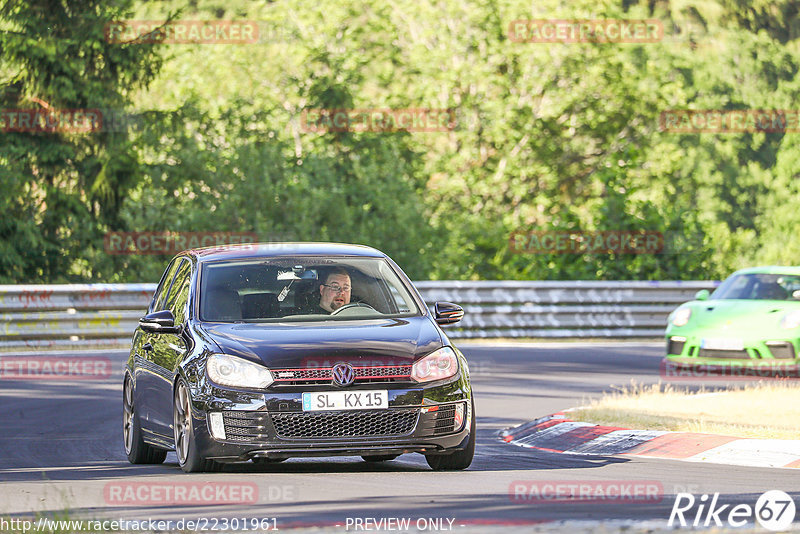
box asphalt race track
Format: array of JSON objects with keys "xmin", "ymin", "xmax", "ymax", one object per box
[{"xmin": 1, "ymin": 342, "xmax": 798, "ymax": 532}]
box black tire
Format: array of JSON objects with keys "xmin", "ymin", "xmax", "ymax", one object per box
[
  {"xmin": 361, "ymin": 454, "xmax": 400, "ymax": 462},
  {"xmin": 173, "ymin": 379, "xmax": 221, "ymax": 473},
  {"xmin": 123, "ymin": 376, "xmax": 167, "ymax": 464},
  {"xmin": 425, "ymin": 401, "xmax": 475, "ymax": 471}
]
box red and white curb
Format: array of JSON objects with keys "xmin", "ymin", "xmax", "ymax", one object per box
[{"xmin": 500, "ymin": 413, "xmax": 800, "ymax": 469}]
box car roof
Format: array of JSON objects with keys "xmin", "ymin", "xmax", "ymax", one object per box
[
  {"xmin": 730, "ymin": 265, "xmax": 800, "ymax": 276},
  {"xmin": 185, "ymin": 242, "xmax": 386, "ymax": 263}
]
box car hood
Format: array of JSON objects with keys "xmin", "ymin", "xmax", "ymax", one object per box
[
  {"xmin": 682, "ymin": 299, "xmax": 800, "ymax": 334},
  {"xmin": 200, "ymin": 316, "xmax": 444, "ymax": 368}
]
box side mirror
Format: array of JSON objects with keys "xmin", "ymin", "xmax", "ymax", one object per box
[
  {"xmin": 694, "ymin": 289, "xmax": 710, "ymax": 301},
  {"xmin": 434, "ymin": 302, "xmax": 464, "ymax": 326},
  {"xmin": 139, "ymin": 310, "xmax": 180, "ymax": 334}
]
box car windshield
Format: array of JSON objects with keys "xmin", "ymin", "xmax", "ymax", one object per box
[
  {"xmin": 198, "ymin": 256, "xmax": 420, "ymax": 322},
  {"xmin": 710, "ymin": 273, "xmax": 800, "ymax": 301}
]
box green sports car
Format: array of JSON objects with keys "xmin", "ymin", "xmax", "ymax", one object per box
[{"xmin": 665, "ymin": 266, "xmax": 800, "ymax": 368}]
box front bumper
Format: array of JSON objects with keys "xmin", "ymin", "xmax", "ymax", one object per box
[
  {"xmin": 187, "ymin": 377, "xmax": 473, "ymax": 462},
  {"xmin": 665, "ymin": 333, "xmax": 800, "ymax": 362}
]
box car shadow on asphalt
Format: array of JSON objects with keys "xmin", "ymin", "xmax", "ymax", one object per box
[{"xmin": 0, "ymin": 424, "xmax": 629, "ymax": 483}]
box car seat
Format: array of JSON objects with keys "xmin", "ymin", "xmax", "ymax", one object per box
[
  {"xmin": 241, "ymin": 293, "xmax": 280, "ymax": 319},
  {"xmin": 202, "ymin": 287, "xmax": 242, "ymax": 321},
  {"xmin": 756, "ymin": 282, "xmax": 787, "ymax": 300}
]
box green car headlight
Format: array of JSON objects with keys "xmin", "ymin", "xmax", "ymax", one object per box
[
  {"xmin": 671, "ymin": 307, "xmax": 692, "ymax": 327},
  {"xmin": 780, "ymin": 310, "xmax": 800, "ymax": 330}
]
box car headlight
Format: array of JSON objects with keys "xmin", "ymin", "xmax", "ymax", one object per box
[
  {"xmin": 207, "ymin": 353, "xmax": 274, "ymax": 389},
  {"xmin": 671, "ymin": 307, "xmax": 692, "ymax": 327},
  {"xmin": 411, "ymin": 346, "xmax": 459, "ymax": 383},
  {"xmin": 780, "ymin": 310, "xmax": 800, "ymax": 329}
]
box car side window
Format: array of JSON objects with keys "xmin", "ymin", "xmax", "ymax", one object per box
[
  {"xmin": 150, "ymin": 258, "xmax": 182, "ymax": 313},
  {"xmin": 167, "ymin": 260, "xmax": 192, "ymax": 324}
]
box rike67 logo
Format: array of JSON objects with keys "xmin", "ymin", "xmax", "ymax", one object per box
[{"xmin": 669, "ymin": 490, "xmax": 796, "ymax": 531}]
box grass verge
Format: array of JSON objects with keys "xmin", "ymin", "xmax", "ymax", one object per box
[{"xmin": 569, "ymin": 380, "xmax": 800, "ymax": 440}]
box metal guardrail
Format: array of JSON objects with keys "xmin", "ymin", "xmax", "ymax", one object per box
[
  {"xmin": 0, "ymin": 284, "xmax": 154, "ymax": 350},
  {"xmin": 0, "ymin": 281, "xmax": 718, "ymax": 350},
  {"xmin": 415, "ymin": 281, "xmax": 718, "ymax": 338}
]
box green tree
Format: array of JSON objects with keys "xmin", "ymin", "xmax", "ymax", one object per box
[{"xmin": 0, "ymin": 0, "xmax": 164, "ymax": 281}]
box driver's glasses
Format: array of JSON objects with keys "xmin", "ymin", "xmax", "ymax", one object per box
[{"xmin": 323, "ymin": 283, "xmax": 351, "ymax": 293}]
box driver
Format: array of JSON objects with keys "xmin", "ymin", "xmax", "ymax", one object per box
[{"xmin": 316, "ymin": 268, "xmax": 352, "ymax": 313}]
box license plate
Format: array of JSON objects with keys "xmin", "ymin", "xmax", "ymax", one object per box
[
  {"xmin": 302, "ymin": 390, "xmax": 388, "ymax": 411},
  {"xmin": 701, "ymin": 338, "xmax": 744, "ymax": 351}
]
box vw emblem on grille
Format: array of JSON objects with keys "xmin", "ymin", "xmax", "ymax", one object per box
[{"xmin": 331, "ymin": 363, "xmax": 355, "ymax": 387}]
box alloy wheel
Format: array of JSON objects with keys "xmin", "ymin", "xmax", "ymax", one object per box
[
  {"xmin": 123, "ymin": 378, "xmax": 134, "ymax": 454},
  {"xmin": 174, "ymin": 382, "xmax": 192, "ymax": 465}
]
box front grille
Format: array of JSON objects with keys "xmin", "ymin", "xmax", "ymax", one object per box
[
  {"xmin": 222, "ymin": 411, "xmax": 270, "ymax": 442},
  {"xmin": 271, "ymin": 409, "xmax": 418, "ymax": 439},
  {"xmin": 767, "ymin": 342, "xmax": 796, "ymax": 359},
  {"xmin": 697, "ymin": 348, "xmax": 751, "ymax": 359},
  {"xmin": 272, "ymin": 365, "xmax": 413, "ymax": 385}
]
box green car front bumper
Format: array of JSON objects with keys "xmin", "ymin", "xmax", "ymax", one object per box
[
  {"xmin": 665, "ymin": 334, "xmax": 800, "ymax": 373},
  {"xmin": 665, "ymin": 335, "xmax": 798, "ymax": 360}
]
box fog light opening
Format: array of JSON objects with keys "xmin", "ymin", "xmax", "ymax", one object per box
[
  {"xmin": 667, "ymin": 336, "xmax": 687, "ymax": 356},
  {"xmin": 454, "ymin": 402, "xmax": 465, "ymax": 431},
  {"xmin": 765, "ymin": 341, "xmax": 796, "ymax": 359},
  {"xmin": 208, "ymin": 412, "xmax": 226, "ymax": 440}
]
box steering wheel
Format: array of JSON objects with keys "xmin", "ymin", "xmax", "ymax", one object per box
[{"xmin": 330, "ymin": 302, "xmax": 376, "ymax": 316}]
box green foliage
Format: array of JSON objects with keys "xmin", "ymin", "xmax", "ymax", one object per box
[
  {"xmin": 1, "ymin": 0, "xmax": 799, "ymax": 283},
  {"xmin": 0, "ymin": 0, "xmax": 164, "ymax": 281}
]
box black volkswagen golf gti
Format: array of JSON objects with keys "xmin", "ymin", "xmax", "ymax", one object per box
[{"xmin": 123, "ymin": 243, "xmax": 474, "ymax": 472}]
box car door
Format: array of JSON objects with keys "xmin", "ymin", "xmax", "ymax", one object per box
[
  {"xmin": 142, "ymin": 258, "xmax": 191, "ymax": 438},
  {"xmin": 134, "ymin": 257, "xmax": 181, "ymax": 440}
]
